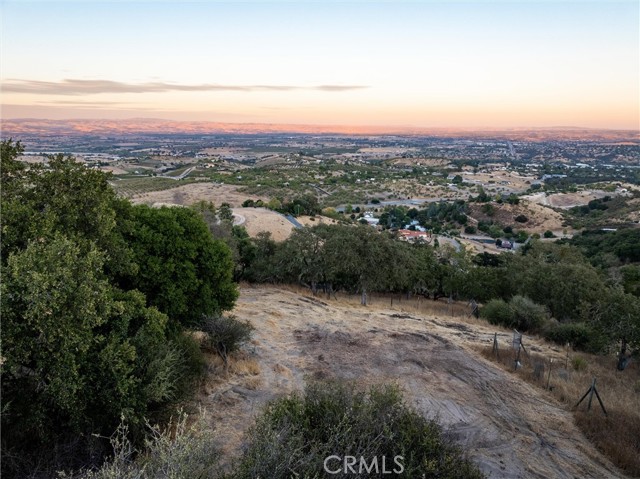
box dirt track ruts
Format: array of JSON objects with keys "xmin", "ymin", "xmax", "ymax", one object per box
[{"xmin": 203, "ymin": 286, "xmax": 625, "ymax": 479}]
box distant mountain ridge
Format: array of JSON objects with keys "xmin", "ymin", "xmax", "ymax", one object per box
[{"xmin": 1, "ymin": 117, "xmax": 638, "ymax": 142}]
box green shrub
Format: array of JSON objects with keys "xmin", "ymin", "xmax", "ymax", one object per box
[
  {"xmin": 480, "ymin": 299, "xmax": 512, "ymax": 327},
  {"xmin": 481, "ymin": 296, "xmax": 548, "ymax": 332},
  {"xmin": 229, "ymin": 381, "xmax": 485, "ymax": 479},
  {"xmin": 167, "ymin": 333, "xmax": 206, "ymax": 402},
  {"xmin": 543, "ymin": 322, "xmax": 608, "ymax": 353},
  {"xmin": 200, "ymin": 314, "xmax": 254, "ymax": 359},
  {"xmin": 572, "ymin": 356, "xmax": 588, "ymax": 371},
  {"xmin": 481, "ymin": 203, "xmax": 495, "ymax": 216},
  {"xmin": 508, "ymin": 295, "xmax": 549, "ymax": 332},
  {"xmin": 514, "ymin": 215, "xmax": 528, "ymax": 223}
]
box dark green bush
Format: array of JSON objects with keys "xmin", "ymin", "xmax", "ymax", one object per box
[
  {"xmin": 508, "ymin": 295, "xmax": 549, "ymax": 331},
  {"xmin": 514, "ymin": 214, "xmax": 528, "ymax": 223},
  {"xmin": 481, "ymin": 296, "xmax": 548, "ymax": 332},
  {"xmin": 169, "ymin": 333, "xmax": 206, "ymax": 401},
  {"xmin": 229, "ymin": 381, "xmax": 485, "ymax": 479},
  {"xmin": 543, "ymin": 322, "xmax": 608, "ymax": 353},
  {"xmin": 480, "ymin": 299, "xmax": 512, "ymax": 326},
  {"xmin": 200, "ymin": 314, "xmax": 254, "ymax": 359}
]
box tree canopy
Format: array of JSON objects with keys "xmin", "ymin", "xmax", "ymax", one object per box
[
  {"xmin": 117, "ymin": 203, "xmax": 237, "ymax": 327},
  {"xmin": 0, "ymin": 139, "xmax": 237, "ymax": 476}
]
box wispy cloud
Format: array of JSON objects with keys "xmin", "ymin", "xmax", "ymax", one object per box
[
  {"xmin": 2, "ymin": 79, "xmax": 369, "ymax": 95},
  {"xmin": 38, "ymin": 100, "xmax": 128, "ymax": 106}
]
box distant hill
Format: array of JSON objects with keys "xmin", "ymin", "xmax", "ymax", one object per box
[{"xmin": 2, "ymin": 117, "xmax": 639, "ymax": 142}]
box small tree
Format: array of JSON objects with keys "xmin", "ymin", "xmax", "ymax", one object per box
[
  {"xmin": 219, "ymin": 202, "xmax": 234, "ymax": 222},
  {"xmin": 200, "ymin": 315, "xmax": 254, "ymax": 363}
]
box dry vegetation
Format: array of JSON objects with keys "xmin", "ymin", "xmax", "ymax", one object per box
[
  {"xmin": 199, "ymin": 285, "xmax": 635, "ymax": 478},
  {"xmin": 480, "ymin": 343, "xmax": 640, "ymax": 476},
  {"xmin": 467, "ymin": 200, "xmax": 569, "ymax": 235},
  {"xmin": 231, "ymin": 207, "xmax": 294, "ymax": 241},
  {"xmin": 129, "ymin": 183, "xmax": 259, "ymax": 207},
  {"xmin": 523, "ymin": 190, "xmax": 616, "ymax": 209}
]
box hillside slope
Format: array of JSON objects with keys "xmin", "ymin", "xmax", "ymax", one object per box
[{"xmin": 203, "ymin": 286, "xmax": 625, "ymax": 479}]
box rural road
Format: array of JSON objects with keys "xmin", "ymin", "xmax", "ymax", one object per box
[
  {"xmin": 284, "ymin": 214, "xmax": 303, "ymax": 228},
  {"xmin": 161, "ymin": 166, "xmax": 196, "ymax": 180},
  {"xmin": 232, "ymin": 213, "xmax": 245, "ymax": 226}
]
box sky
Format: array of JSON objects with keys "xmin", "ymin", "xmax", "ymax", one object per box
[{"xmin": 1, "ymin": 0, "xmax": 638, "ymax": 130}]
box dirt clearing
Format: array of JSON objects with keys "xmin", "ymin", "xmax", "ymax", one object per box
[
  {"xmin": 523, "ymin": 191, "xmax": 614, "ymax": 210},
  {"xmin": 202, "ymin": 286, "xmax": 625, "ymax": 478},
  {"xmin": 131, "ymin": 183, "xmax": 258, "ymax": 207},
  {"xmin": 231, "ymin": 207, "xmax": 294, "ymax": 241}
]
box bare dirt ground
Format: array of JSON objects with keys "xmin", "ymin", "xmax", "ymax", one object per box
[
  {"xmin": 295, "ymin": 215, "xmax": 339, "ymax": 227},
  {"xmin": 130, "ymin": 183, "xmax": 340, "ymax": 241},
  {"xmin": 522, "ymin": 191, "xmax": 612, "ymax": 210},
  {"xmin": 131, "ymin": 183, "xmax": 257, "ymax": 207},
  {"xmin": 469, "ymin": 171, "xmax": 537, "ymax": 193},
  {"xmin": 202, "ymin": 286, "xmax": 625, "ymax": 479},
  {"xmin": 231, "ymin": 207, "xmax": 294, "ymax": 241},
  {"xmin": 387, "ymin": 157, "xmax": 450, "ymax": 167},
  {"xmin": 100, "ymin": 165, "xmax": 130, "ymax": 175}
]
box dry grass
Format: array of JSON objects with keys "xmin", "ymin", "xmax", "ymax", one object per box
[
  {"xmin": 205, "ymin": 351, "xmax": 260, "ymax": 377},
  {"xmin": 480, "ymin": 343, "xmax": 640, "ymax": 476},
  {"xmin": 234, "ymin": 283, "xmax": 639, "ymax": 475},
  {"xmin": 272, "ymin": 283, "xmax": 474, "ymax": 319},
  {"xmin": 231, "ymin": 207, "xmax": 294, "ymax": 241},
  {"xmin": 130, "ymin": 183, "xmax": 255, "ymax": 207},
  {"xmin": 229, "ymin": 357, "xmax": 261, "ymax": 376}
]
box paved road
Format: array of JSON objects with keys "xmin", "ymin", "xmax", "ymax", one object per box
[
  {"xmin": 284, "ymin": 214, "xmax": 303, "ymax": 228},
  {"xmin": 161, "ymin": 166, "xmax": 196, "ymax": 180}
]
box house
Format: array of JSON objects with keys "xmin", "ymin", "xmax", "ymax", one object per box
[
  {"xmin": 398, "ymin": 229, "xmax": 431, "ymax": 242},
  {"xmin": 362, "ymin": 213, "xmax": 380, "ymax": 226},
  {"xmin": 403, "ymin": 220, "xmax": 427, "ymax": 232}
]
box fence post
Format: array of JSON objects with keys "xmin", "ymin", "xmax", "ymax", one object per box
[
  {"xmin": 587, "ymin": 377, "xmax": 596, "ymax": 411},
  {"xmin": 575, "ymin": 377, "xmax": 607, "ymax": 416}
]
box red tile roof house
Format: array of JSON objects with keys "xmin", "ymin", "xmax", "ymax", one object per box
[{"xmin": 398, "ymin": 229, "xmax": 431, "ymax": 242}]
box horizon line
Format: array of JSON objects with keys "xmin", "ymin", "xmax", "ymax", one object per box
[{"xmin": 3, "ymin": 116, "xmax": 640, "ymax": 134}]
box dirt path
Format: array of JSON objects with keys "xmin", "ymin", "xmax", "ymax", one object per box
[{"xmin": 202, "ymin": 286, "xmax": 624, "ymax": 478}]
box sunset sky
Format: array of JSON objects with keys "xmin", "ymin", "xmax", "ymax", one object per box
[{"xmin": 1, "ymin": 0, "xmax": 638, "ymax": 130}]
